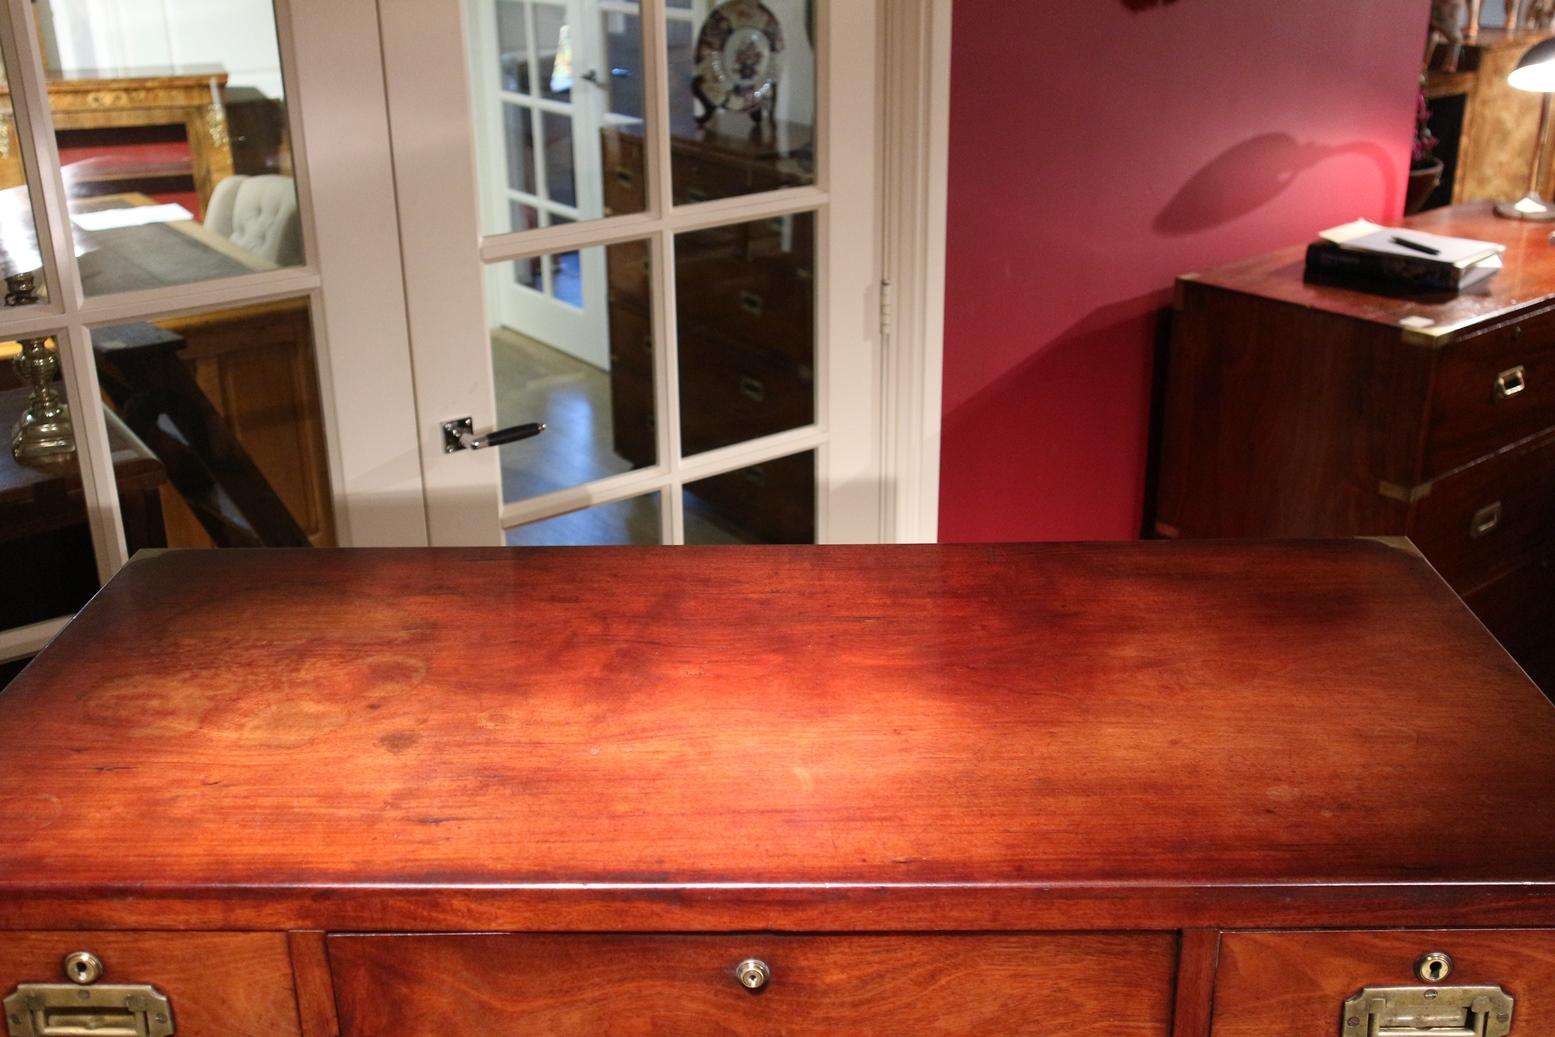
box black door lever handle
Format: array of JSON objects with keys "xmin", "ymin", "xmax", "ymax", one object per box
[{"xmin": 442, "ymin": 416, "xmax": 546, "ymax": 453}]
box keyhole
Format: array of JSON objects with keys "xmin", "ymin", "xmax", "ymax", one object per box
[
  {"xmin": 73, "ymin": 962, "xmax": 88, "ymax": 980},
  {"xmin": 1415, "ymin": 952, "xmax": 1454, "ymax": 984}
]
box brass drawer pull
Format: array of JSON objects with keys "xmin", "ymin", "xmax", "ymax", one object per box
[
  {"xmin": 734, "ymin": 958, "xmax": 770, "ymax": 990},
  {"xmin": 613, "ymin": 167, "xmax": 634, "ymax": 188},
  {"xmin": 4, "ymin": 951, "xmax": 175, "ymax": 1037},
  {"xmin": 739, "ymin": 291, "xmax": 765, "ymax": 317},
  {"xmin": 1494, "ymin": 365, "xmax": 1527, "ymax": 399},
  {"xmin": 684, "ymin": 186, "xmax": 708, "ymax": 204},
  {"xmin": 1470, "ymin": 501, "xmax": 1503, "ymax": 539},
  {"xmin": 739, "ymin": 376, "xmax": 766, "ymax": 403},
  {"xmin": 1340, "ymin": 984, "xmax": 1513, "ymax": 1037}
]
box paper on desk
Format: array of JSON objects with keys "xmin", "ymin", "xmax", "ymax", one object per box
[
  {"xmin": 1319, "ymin": 219, "xmax": 1385, "ymax": 244},
  {"xmin": 70, "ymin": 203, "xmax": 195, "ymax": 232}
]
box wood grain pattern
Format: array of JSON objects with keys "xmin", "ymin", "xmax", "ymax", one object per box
[
  {"xmin": 0, "ymin": 932, "xmax": 300, "ymax": 1037},
  {"xmin": 1158, "ymin": 203, "xmax": 1555, "ymax": 696},
  {"xmin": 1185, "ymin": 204, "xmax": 1555, "ymax": 336},
  {"xmin": 1173, "ymin": 930, "xmax": 1221, "ymax": 1037},
  {"xmin": 288, "ymin": 932, "xmax": 340, "ymax": 1037},
  {"xmin": 328, "ymin": 933, "xmax": 1174, "ymax": 1037},
  {"xmin": 1212, "ymin": 930, "xmax": 1555, "ymax": 1037},
  {"xmin": 0, "ymin": 542, "xmax": 1551, "ymax": 933}
]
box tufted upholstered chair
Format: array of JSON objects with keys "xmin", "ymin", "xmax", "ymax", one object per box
[{"xmin": 205, "ymin": 174, "xmax": 303, "ymax": 267}]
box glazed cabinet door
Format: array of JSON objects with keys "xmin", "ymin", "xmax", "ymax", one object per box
[{"xmin": 328, "ymin": 933, "xmax": 1175, "ymax": 1036}]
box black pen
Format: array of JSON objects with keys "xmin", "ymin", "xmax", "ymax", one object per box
[{"xmin": 1390, "ymin": 235, "xmax": 1441, "ymax": 256}]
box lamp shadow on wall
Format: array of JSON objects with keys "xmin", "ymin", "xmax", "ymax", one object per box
[{"xmin": 1154, "ymin": 133, "xmax": 1400, "ymax": 235}]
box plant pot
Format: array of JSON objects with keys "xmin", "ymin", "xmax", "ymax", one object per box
[{"xmin": 1405, "ymin": 158, "xmax": 1445, "ymax": 215}]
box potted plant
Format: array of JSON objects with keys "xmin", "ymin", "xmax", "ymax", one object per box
[{"xmin": 1407, "ymin": 77, "xmax": 1445, "ymax": 214}]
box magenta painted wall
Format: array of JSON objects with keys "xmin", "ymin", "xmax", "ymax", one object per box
[{"xmin": 938, "ymin": 0, "xmax": 1430, "ymax": 542}]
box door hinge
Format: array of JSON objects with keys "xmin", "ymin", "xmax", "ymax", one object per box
[{"xmin": 879, "ymin": 278, "xmax": 896, "ymax": 339}]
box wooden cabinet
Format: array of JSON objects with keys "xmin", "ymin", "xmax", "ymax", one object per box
[
  {"xmin": 0, "ymin": 67, "xmax": 237, "ymax": 217},
  {"xmin": 1426, "ymin": 29, "xmax": 1555, "ymax": 210},
  {"xmin": 1156, "ymin": 203, "xmax": 1555, "ymax": 694},
  {"xmin": 604, "ymin": 125, "xmax": 815, "ymax": 542},
  {"xmin": 2, "ymin": 543, "xmax": 1554, "ymax": 1036}
]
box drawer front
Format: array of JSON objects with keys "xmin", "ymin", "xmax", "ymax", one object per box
[
  {"xmin": 328, "ymin": 933, "xmax": 1174, "ymax": 1037},
  {"xmin": 606, "ymin": 238, "xmax": 652, "ymax": 311},
  {"xmin": 678, "ymin": 255, "xmax": 815, "ymax": 361},
  {"xmin": 1464, "ymin": 548, "xmax": 1555, "ymax": 695},
  {"xmin": 1427, "ymin": 310, "xmax": 1555, "ymax": 476},
  {"xmin": 679, "ymin": 332, "xmax": 814, "ymax": 457},
  {"xmin": 685, "ymin": 446, "xmax": 816, "ymax": 542},
  {"xmin": 0, "ymin": 932, "xmax": 300, "ymax": 1037},
  {"xmin": 1212, "ymin": 929, "xmax": 1555, "ymax": 1037},
  {"xmin": 608, "ymin": 300, "xmax": 655, "ymax": 378},
  {"xmin": 1408, "ymin": 427, "xmax": 1555, "ymax": 592},
  {"xmin": 609, "ymin": 362, "xmax": 656, "ymax": 468}
]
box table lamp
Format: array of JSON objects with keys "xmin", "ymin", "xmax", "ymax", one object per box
[{"xmin": 1496, "ymin": 37, "xmax": 1555, "ymax": 220}]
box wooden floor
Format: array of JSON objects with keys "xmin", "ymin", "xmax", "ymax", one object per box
[{"xmin": 491, "ymin": 330, "xmax": 743, "ymax": 546}]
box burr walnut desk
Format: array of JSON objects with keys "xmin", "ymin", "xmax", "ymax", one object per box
[{"xmin": 1, "ymin": 542, "xmax": 1553, "ymax": 1037}]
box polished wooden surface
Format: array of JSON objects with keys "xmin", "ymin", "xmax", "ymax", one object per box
[
  {"xmin": 0, "ymin": 932, "xmax": 300, "ymax": 1037},
  {"xmin": 1212, "ymin": 930, "xmax": 1555, "ymax": 1037},
  {"xmin": 1159, "ymin": 204, "xmax": 1555, "ymax": 694},
  {"xmin": 330, "ymin": 933, "xmax": 1174, "ymax": 1036},
  {"xmin": 0, "ymin": 541, "xmax": 1552, "ymax": 932},
  {"xmin": 1187, "ymin": 204, "xmax": 1555, "ymax": 338}
]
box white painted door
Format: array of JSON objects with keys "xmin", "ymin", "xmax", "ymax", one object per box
[{"xmin": 382, "ymin": 0, "xmax": 883, "ymax": 547}]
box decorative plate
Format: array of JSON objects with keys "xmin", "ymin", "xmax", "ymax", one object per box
[{"xmin": 693, "ymin": 0, "xmax": 785, "ymax": 113}]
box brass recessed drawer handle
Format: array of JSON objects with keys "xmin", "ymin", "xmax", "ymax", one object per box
[
  {"xmin": 739, "ymin": 375, "xmax": 767, "ymax": 403},
  {"xmin": 734, "ymin": 958, "xmax": 770, "ymax": 990},
  {"xmin": 1494, "ymin": 365, "xmax": 1527, "ymax": 399},
  {"xmin": 614, "ymin": 167, "xmax": 634, "ymax": 187},
  {"xmin": 1470, "ymin": 501, "xmax": 1503, "ymax": 539},
  {"xmin": 1341, "ymin": 983, "xmax": 1514, "ymax": 1037},
  {"xmin": 4, "ymin": 951, "xmax": 175, "ymax": 1037},
  {"xmin": 739, "ymin": 291, "xmax": 765, "ymax": 317}
]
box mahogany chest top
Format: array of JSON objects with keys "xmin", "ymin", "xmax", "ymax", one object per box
[{"xmin": 1, "ymin": 541, "xmax": 1553, "ymax": 934}]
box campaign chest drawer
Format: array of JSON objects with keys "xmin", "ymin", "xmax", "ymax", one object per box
[
  {"xmin": 1425, "ymin": 306, "xmax": 1555, "ymax": 478},
  {"xmin": 1211, "ymin": 930, "xmax": 1555, "ymax": 1037},
  {"xmin": 1407, "ymin": 426, "xmax": 1555, "ymax": 592},
  {"xmin": 327, "ymin": 932, "xmax": 1175, "ymax": 1037},
  {"xmin": 0, "ymin": 932, "xmax": 300, "ymax": 1037}
]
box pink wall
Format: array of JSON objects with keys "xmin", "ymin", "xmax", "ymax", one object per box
[{"xmin": 938, "ymin": 0, "xmax": 1430, "ymax": 542}]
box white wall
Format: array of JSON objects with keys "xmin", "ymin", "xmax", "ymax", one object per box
[{"xmin": 48, "ymin": 0, "xmax": 286, "ymax": 99}]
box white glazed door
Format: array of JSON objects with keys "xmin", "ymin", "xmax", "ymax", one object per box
[{"xmin": 381, "ymin": 0, "xmax": 883, "ymax": 546}]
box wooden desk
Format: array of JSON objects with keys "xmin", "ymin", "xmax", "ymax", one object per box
[
  {"xmin": 0, "ymin": 543, "xmax": 1552, "ymax": 1035},
  {"xmin": 1157, "ymin": 203, "xmax": 1555, "ymax": 694},
  {"xmin": 0, "ymin": 66, "xmax": 235, "ymax": 217},
  {"xmin": 67, "ymin": 194, "xmax": 334, "ymax": 547}
]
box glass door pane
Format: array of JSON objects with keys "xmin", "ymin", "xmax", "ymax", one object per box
[
  {"xmin": 38, "ymin": 0, "xmax": 305, "ymax": 296},
  {"xmin": 471, "ymin": 0, "xmax": 648, "ymax": 236}
]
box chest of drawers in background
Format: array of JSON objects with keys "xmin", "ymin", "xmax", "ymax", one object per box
[
  {"xmin": 602, "ymin": 125, "xmax": 815, "ymax": 543},
  {"xmin": 1156, "ymin": 203, "xmax": 1555, "ymax": 695}
]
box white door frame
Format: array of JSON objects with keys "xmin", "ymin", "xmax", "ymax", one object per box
[
  {"xmin": 0, "ymin": 0, "xmax": 428, "ymax": 663},
  {"xmin": 879, "ymin": 0, "xmax": 951, "ymax": 544},
  {"xmin": 381, "ymin": 0, "xmax": 892, "ymax": 546}
]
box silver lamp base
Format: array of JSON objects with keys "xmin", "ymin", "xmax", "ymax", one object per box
[{"xmin": 1495, "ymin": 191, "xmax": 1555, "ymax": 220}]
